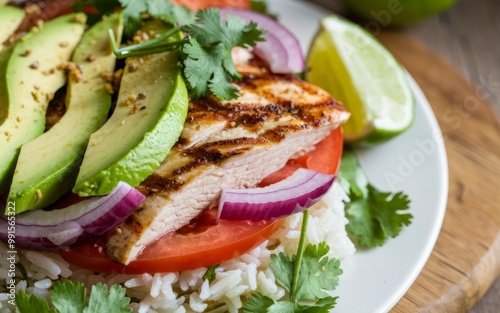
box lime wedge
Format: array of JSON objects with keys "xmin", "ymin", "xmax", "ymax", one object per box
[{"xmin": 306, "ymin": 15, "xmax": 414, "ymax": 144}]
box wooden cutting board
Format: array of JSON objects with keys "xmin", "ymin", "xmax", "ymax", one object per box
[{"xmin": 376, "ymin": 32, "xmax": 500, "ymax": 312}]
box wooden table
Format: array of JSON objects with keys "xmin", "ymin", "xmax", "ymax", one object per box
[
  {"xmin": 406, "ymin": 2, "xmax": 499, "ymax": 312},
  {"xmin": 309, "ymin": 0, "xmax": 500, "ymax": 312}
]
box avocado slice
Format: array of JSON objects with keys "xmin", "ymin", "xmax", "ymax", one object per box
[
  {"xmin": 0, "ymin": 13, "xmax": 86, "ymax": 194},
  {"xmin": 0, "ymin": 6, "xmax": 25, "ymax": 50},
  {"xmin": 73, "ymin": 23, "xmax": 189, "ymax": 196},
  {"xmin": 8, "ymin": 14, "xmax": 124, "ymax": 213}
]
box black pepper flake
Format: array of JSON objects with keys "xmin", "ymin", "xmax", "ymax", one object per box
[
  {"xmin": 21, "ymin": 50, "xmax": 31, "ymax": 57},
  {"xmin": 30, "ymin": 61, "xmax": 39, "ymax": 69},
  {"xmin": 140, "ymin": 105, "xmax": 147, "ymax": 110},
  {"xmin": 137, "ymin": 93, "xmax": 146, "ymax": 100}
]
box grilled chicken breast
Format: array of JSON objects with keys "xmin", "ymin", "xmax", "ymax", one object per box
[{"xmin": 106, "ymin": 49, "xmax": 350, "ymax": 265}]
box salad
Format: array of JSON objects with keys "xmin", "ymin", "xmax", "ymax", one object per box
[{"xmin": 0, "ymin": 0, "xmax": 414, "ymax": 312}]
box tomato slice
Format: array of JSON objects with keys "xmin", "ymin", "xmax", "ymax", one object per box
[
  {"xmin": 60, "ymin": 209, "xmax": 281, "ymax": 274},
  {"xmin": 171, "ymin": 0, "xmax": 250, "ymax": 11},
  {"xmin": 61, "ymin": 128, "xmax": 343, "ymax": 273}
]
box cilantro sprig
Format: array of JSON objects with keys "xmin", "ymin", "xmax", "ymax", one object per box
[
  {"xmin": 106, "ymin": 2, "xmax": 266, "ymax": 100},
  {"xmin": 16, "ymin": 281, "xmax": 131, "ymax": 313},
  {"xmin": 338, "ymin": 148, "xmax": 413, "ymax": 247},
  {"xmin": 244, "ymin": 211, "xmax": 342, "ymax": 312},
  {"xmin": 72, "ymin": 0, "xmax": 266, "ymax": 100}
]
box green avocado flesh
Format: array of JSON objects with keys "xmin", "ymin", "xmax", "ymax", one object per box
[
  {"xmin": 0, "ymin": 6, "xmax": 25, "ymax": 51},
  {"xmin": 8, "ymin": 14, "xmax": 123, "ymax": 213},
  {"xmin": 0, "ymin": 14, "xmax": 86, "ymax": 195},
  {"xmin": 73, "ymin": 24, "xmax": 189, "ymax": 197}
]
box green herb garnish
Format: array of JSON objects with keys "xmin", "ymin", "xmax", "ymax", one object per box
[
  {"xmin": 250, "ymin": 0, "xmax": 277, "ymax": 20},
  {"xmin": 71, "ymin": 0, "xmax": 266, "ymax": 100},
  {"xmin": 339, "ymin": 148, "xmax": 413, "ymax": 247},
  {"xmin": 110, "ymin": 6, "xmax": 265, "ymax": 100},
  {"xmin": 203, "ymin": 264, "xmax": 220, "ymax": 283},
  {"xmin": 244, "ymin": 211, "xmax": 342, "ymax": 312},
  {"xmin": 16, "ymin": 281, "xmax": 131, "ymax": 313}
]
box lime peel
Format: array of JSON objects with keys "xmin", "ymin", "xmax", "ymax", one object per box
[{"xmin": 306, "ymin": 15, "xmax": 414, "ymax": 144}]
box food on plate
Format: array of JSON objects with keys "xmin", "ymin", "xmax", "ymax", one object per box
[
  {"xmin": 8, "ymin": 13, "xmax": 124, "ymax": 213},
  {"xmin": 105, "ymin": 49, "xmax": 349, "ymax": 264},
  {"xmin": 0, "ymin": 0, "xmax": 413, "ymax": 312},
  {"xmin": 0, "ymin": 5, "xmax": 24, "ymax": 47},
  {"xmin": 0, "ymin": 13, "xmax": 86, "ymax": 195},
  {"xmin": 307, "ymin": 15, "xmax": 414, "ymax": 144}
]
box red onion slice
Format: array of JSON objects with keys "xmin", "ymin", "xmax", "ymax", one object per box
[
  {"xmin": 220, "ymin": 7, "xmax": 305, "ymax": 73},
  {"xmin": 218, "ymin": 168, "xmax": 335, "ymax": 221},
  {"xmin": 0, "ymin": 182, "xmax": 144, "ymax": 251}
]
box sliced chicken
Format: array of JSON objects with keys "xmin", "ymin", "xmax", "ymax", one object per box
[{"xmin": 106, "ymin": 50, "xmax": 350, "ymax": 265}]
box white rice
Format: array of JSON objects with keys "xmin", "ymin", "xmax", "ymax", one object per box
[{"xmin": 0, "ymin": 182, "xmax": 354, "ymax": 312}]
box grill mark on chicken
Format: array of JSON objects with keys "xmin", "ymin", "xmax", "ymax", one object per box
[
  {"xmin": 106, "ymin": 49, "xmax": 350, "ymax": 265},
  {"xmin": 137, "ymin": 176, "xmax": 183, "ymax": 195}
]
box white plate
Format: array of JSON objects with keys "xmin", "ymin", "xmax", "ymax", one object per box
[{"xmin": 270, "ymin": 1, "xmax": 449, "ymax": 312}]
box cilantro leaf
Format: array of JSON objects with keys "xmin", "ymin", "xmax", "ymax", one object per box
[
  {"xmin": 181, "ymin": 37, "xmax": 238, "ymax": 99},
  {"xmin": 337, "ymin": 149, "xmax": 368, "ymax": 198},
  {"xmin": 51, "ymin": 280, "xmax": 86, "ymax": 313},
  {"xmin": 244, "ymin": 292, "xmax": 275, "ymax": 313},
  {"xmin": 244, "ymin": 237, "xmax": 341, "ymax": 312},
  {"xmin": 119, "ymin": 0, "xmax": 148, "ymax": 35},
  {"xmin": 83, "ymin": 283, "xmax": 131, "ymax": 313},
  {"xmin": 118, "ymin": 0, "xmax": 194, "ymax": 36},
  {"xmin": 182, "ymin": 9, "xmax": 264, "ymax": 50},
  {"xmin": 146, "ymin": 0, "xmax": 173, "ymax": 18},
  {"xmin": 112, "ymin": 5, "xmax": 265, "ymax": 100},
  {"xmin": 347, "ymin": 186, "xmax": 412, "ymax": 247},
  {"xmin": 267, "ymin": 301, "xmax": 301, "ymax": 313},
  {"xmin": 144, "ymin": 0, "xmax": 194, "ymax": 26},
  {"xmin": 159, "ymin": 5, "xmax": 195, "ymax": 26},
  {"xmin": 339, "ymin": 148, "xmax": 413, "ymax": 247},
  {"xmin": 181, "ymin": 8, "xmax": 265, "ymax": 99},
  {"xmin": 16, "ymin": 289, "xmax": 56, "ymax": 313},
  {"xmin": 202, "ymin": 264, "xmax": 220, "ymax": 283},
  {"xmin": 16, "ymin": 281, "xmax": 132, "ymax": 313},
  {"xmin": 271, "ymin": 252, "xmax": 294, "ymax": 293},
  {"xmin": 250, "ymin": 0, "xmax": 278, "ymax": 20},
  {"xmin": 301, "ymin": 297, "xmax": 338, "ymax": 312},
  {"xmin": 295, "ymin": 242, "xmax": 342, "ymax": 301}
]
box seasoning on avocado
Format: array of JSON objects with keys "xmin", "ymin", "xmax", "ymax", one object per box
[
  {"xmin": 24, "ymin": 4, "xmax": 41, "ymax": 15},
  {"xmin": 105, "ymin": 83, "xmax": 114, "ymax": 95},
  {"xmin": 74, "ymin": 13, "xmax": 86, "ymax": 24}
]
